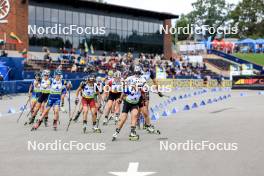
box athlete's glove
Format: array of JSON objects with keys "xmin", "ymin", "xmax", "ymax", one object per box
[
  {"xmin": 75, "ymin": 98, "xmax": 79, "ymax": 105},
  {"xmin": 158, "ymin": 92, "xmax": 164, "ymax": 97}
]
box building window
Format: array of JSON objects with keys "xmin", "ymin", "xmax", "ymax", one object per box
[
  {"xmin": 92, "ymin": 14, "xmax": 98, "ymax": 27},
  {"xmin": 122, "ymin": 18, "xmax": 128, "ymax": 31},
  {"xmin": 36, "ymin": 7, "xmax": 44, "ymax": 21},
  {"xmin": 80, "ymin": 13, "xmax": 86, "ymax": 26},
  {"xmin": 116, "ymin": 18, "xmax": 122, "ymax": 30},
  {"xmin": 66, "ymin": 11, "xmax": 72, "ymax": 24},
  {"xmin": 51, "ymin": 9, "xmax": 58, "ymax": 23},
  {"xmin": 59, "ymin": 10, "xmax": 66, "ymax": 24},
  {"xmin": 29, "ymin": 6, "xmax": 35, "ymax": 22},
  {"xmin": 86, "ymin": 14, "xmax": 92, "ymax": 26},
  {"xmin": 110, "ymin": 17, "xmax": 116, "ymax": 29},
  {"xmin": 73, "ymin": 12, "xmax": 79, "ymax": 25},
  {"xmin": 98, "ymin": 15, "xmax": 104, "ymax": 27}
]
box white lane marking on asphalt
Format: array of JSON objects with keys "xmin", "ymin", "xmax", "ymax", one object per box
[{"xmin": 109, "ymin": 162, "xmax": 156, "ymax": 176}]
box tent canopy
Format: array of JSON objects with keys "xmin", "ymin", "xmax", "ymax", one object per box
[
  {"xmin": 255, "ymin": 38, "xmax": 264, "ymax": 44},
  {"xmin": 238, "ymin": 38, "xmax": 256, "ymax": 44}
]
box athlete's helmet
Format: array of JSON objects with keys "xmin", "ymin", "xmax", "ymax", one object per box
[
  {"xmin": 35, "ymin": 72, "xmax": 41, "ymax": 78},
  {"xmin": 133, "ymin": 65, "xmax": 142, "ymax": 75},
  {"xmin": 113, "ymin": 71, "xmax": 122, "ymax": 78},
  {"xmin": 108, "ymin": 70, "xmax": 114, "ymax": 77},
  {"xmin": 54, "ymin": 70, "xmax": 62, "ymax": 76},
  {"xmin": 42, "ymin": 70, "xmax": 50, "ymax": 76},
  {"xmin": 85, "ymin": 74, "xmax": 95, "ymax": 82}
]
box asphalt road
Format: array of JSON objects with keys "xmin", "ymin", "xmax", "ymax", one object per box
[{"xmin": 0, "ymin": 88, "xmax": 263, "ymax": 176}]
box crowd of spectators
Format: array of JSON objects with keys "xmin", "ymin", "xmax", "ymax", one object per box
[{"xmin": 36, "ymin": 47, "xmax": 211, "ymax": 79}]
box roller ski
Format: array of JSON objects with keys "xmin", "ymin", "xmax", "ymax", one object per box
[
  {"xmin": 92, "ymin": 126, "xmax": 102, "ymax": 133},
  {"xmin": 25, "ymin": 116, "xmax": 35, "ymax": 126},
  {"xmin": 112, "ymin": 128, "xmax": 120, "ymax": 141},
  {"xmin": 146, "ymin": 125, "xmax": 161, "ymax": 135},
  {"xmin": 31, "ymin": 119, "xmax": 42, "ymax": 131},
  {"xmin": 129, "ymin": 131, "xmax": 140, "ymax": 141}
]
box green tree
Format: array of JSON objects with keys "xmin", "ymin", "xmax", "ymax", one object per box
[
  {"xmin": 175, "ymin": 14, "xmax": 191, "ymax": 41},
  {"xmin": 187, "ymin": 0, "xmax": 234, "ymax": 38},
  {"xmin": 230, "ymin": 0, "xmax": 264, "ymax": 38}
]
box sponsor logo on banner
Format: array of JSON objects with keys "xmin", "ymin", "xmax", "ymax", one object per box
[{"xmin": 0, "ymin": 0, "xmax": 11, "ymax": 24}]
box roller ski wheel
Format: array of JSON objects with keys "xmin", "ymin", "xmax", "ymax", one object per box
[
  {"xmin": 112, "ymin": 132, "xmax": 118, "ymax": 141},
  {"xmin": 102, "ymin": 119, "xmax": 109, "ymax": 126},
  {"xmin": 129, "ymin": 134, "xmax": 139, "ymax": 141},
  {"xmin": 93, "ymin": 127, "xmax": 102, "ymax": 133},
  {"xmin": 83, "ymin": 127, "xmax": 86, "ymax": 134},
  {"xmin": 112, "ymin": 137, "xmax": 117, "ymax": 141},
  {"xmin": 28, "ymin": 117, "xmax": 35, "ymax": 125}
]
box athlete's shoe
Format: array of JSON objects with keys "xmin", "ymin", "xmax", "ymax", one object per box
[
  {"xmin": 102, "ymin": 118, "xmax": 108, "ymax": 126},
  {"xmin": 146, "ymin": 125, "xmax": 155, "ymax": 133},
  {"xmin": 83, "ymin": 124, "xmax": 88, "ymax": 133},
  {"xmin": 28, "ymin": 117, "xmax": 35, "ymax": 125},
  {"xmin": 31, "ymin": 120, "xmax": 42, "ymax": 131},
  {"xmin": 92, "ymin": 126, "xmax": 102, "ymax": 133},
  {"xmin": 129, "ymin": 131, "xmax": 139, "ymax": 141},
  {"xmin": 53, "ymin": 120, "xmax": 58, "ymax": 131}
]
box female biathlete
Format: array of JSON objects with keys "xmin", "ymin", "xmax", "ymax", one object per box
[
  {"xmin": 28, "ymin": 70, "xmax": 51, "ymax": 126},
  {"xmin": 75, "ymin": 75, "xmax": 102, "ymax": 134},
  {"xmin": 103, "ymin": 71, "xmax": 123, "ymax": 125},
  {"xmin": 26, "ymin": 72, "xmax": 41, "ymax": 123},
  {"xmin": 112, "ymin": 67, "xmax": 144, "ymax": 141},
  {"xmin": 31, "ymin": 70, "xmax": 71, "ymax": 131}
]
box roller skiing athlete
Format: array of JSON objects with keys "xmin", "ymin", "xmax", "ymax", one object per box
[
  {"xmin": 75, "ymin": 75, "xmax": 102, "ymax": 134},
  {"xmin": 103, "ymin": 71, "xmax": 123, "ymax": 126},
  {"xmin": 28, "ymin": 70, "xmax": 51, "ymax": 126},
  {"xmin": 112, "ymin": 66, "xmax": 143, "ymax": 141},
  {"xmin": 24, "ymin": 72, "xmax": 41, "ymax": 125},
  {"xmin": 73, "ymin": 75, "xmax": 106, "ymax": 123},
  {"xmin": 138, "ymin": 60, "xmax": 163, "ymax": 134},
  {"xmin": 31, "ymin": 70, "xmax": 71, "ymax": 131}
]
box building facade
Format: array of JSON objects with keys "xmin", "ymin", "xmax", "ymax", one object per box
[{"xmin": 0, "ymin": 0, "xmax": 177, "ymax": 58}]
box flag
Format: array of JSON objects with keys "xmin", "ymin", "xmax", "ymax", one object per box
[
  {"xmin": 9, "ymin": 32, "xmax": 23, "ymax": 44},
  {"xmin": 84, "ymin": 40, "xmax": 89, "ymax": 53},
  {"xmin": 90, "ymin": 44, "xmax": 94, "ymax": 54}
]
